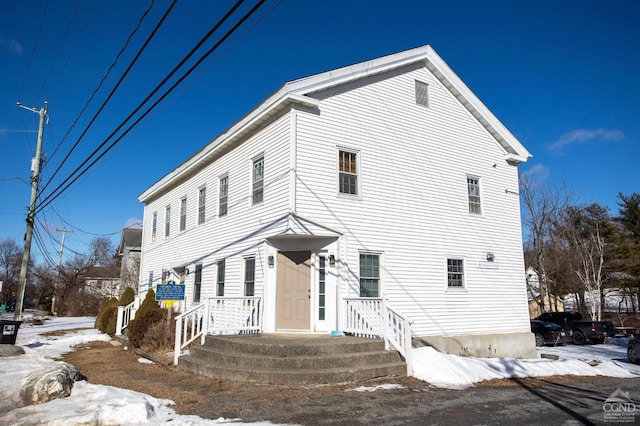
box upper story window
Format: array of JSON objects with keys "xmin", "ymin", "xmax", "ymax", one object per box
[
  {"xmin": 151, "ymin": 212, "xmax": 157, "ymax": 242},
  {"xmin": 164, "ymin": 205, "xmax": 171, "ymax": 237},
  {"xmin": 219, "ymin": 175, "xmax": 228, "ymax": 217},
  {"xmin": 198, "ymin": 187, "xmax": 206, "ymax": 224},
  {"xmin": 415, "ymin": 80, "xmax": 429, "ymax": 107},
  {"xmin": 467, "ymin": 176, "xmax": 481, "ymax": 214},
  {"xmin": 244, "ymin": 257, "xmax": 256, "ymax": 296},
  {"xmin": 447, "ymin": 258, "xmax": 464, "ymax": 288},
  {"xmin": 359, "ymin": 253, "xmax": 380, "ymax": 297},
  {"xmin": 179, "ymin": 197, "xmax": 187, "ymax": 231},
  {"xmin": 338, "ymin": 149, "xmax": 358, "ymax": 195},
  {"xmin": 252, "ymin": 156, "xmax": 264, "ymax": 205}
]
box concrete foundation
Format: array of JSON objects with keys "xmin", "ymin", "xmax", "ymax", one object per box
[{"xmin": 413, "ymin": 332, "xmax": 537, "ymax": 359}]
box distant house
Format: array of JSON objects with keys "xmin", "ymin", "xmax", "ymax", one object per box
[
  {"xmin": 117, "ymin": 227, "xmax": 142, "ymax": 293},
  {"xmin": 526, "ymin": 267, "xmax": 565, "ymax": 318},
  {"xmin": 137, "ymin": 45, "xmax": 535, "ymax": 358},
  {"xmin": 83, "ymin": 266, "xmax": 121, "ymax": 299}
]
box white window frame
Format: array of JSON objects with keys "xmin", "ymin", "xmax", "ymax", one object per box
[
  {"xmin": 447, "ymin": 258, "xmax": 465, "ymax": 288},
  {"xmin": 337, "ymin": 148, "xmax": 360, "ymax": 197},
  {"xmin": 359, "ymin": 251, "xmax": 382, "ymax": 298},
  {"xmin": 179, "ymin": 196, "xmax": 187, "ymax": 231},
  {"xmin": 219, "ymin": 174, "xmax": 228, "ymax": 217},
  {"xmin": 151, "ymin": 212, "xmax": 157, "ymax": 242},
  {"xmin": 164, "ymin": 205, "xmax": 171, "ymax": 238},
  {"xmin": 193, "ymin": 263, "xmax": 202, "ymax": 303},
  {"xmin": 252, "ymin": 155, "xmax": 264, "ymax": 205},
  {"xmin": 244, "ymin": 256, "xmax": 256, "ymax": 296},
  {"xmin": 216, "ymin": 259, "xmax": 225, "ymax": 296},
  {"xmin": 198, "ymin": 186, "xmax": 206, "ymax": 225},
  {"xmin": 467, "ymin": 176, "xmax": 481, "ymax": 214}
]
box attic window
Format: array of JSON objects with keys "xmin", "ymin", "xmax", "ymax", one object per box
[{"xmin": 415, "ymin": 80, "xmax": 429, "ymax": 107}]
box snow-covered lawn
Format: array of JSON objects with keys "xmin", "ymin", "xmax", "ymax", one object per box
[{"xmin": 0, "ymin": 312, "xmax": 638, "ymax": 424}]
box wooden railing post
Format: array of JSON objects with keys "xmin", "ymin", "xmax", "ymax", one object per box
[
  {"xmin": 115, "ymin": 306, "xmax": 124, "ymax": 336},
  {"xmin": 174, "ymin": 314, "xmax": 183, "ymax": 366}
]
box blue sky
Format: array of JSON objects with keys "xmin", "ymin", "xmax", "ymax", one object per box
[{"xmin": 1, "ymin": 0, "xmax": 638, "ymax": 266}]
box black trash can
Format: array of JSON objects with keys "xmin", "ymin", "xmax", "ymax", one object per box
[{"xmin": 0, "ymin": 320, "xmax": 22, "ymax": 345}]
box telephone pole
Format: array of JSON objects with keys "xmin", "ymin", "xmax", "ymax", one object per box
[{"xmin": 15, "ymin": 101, "xmax": 47, "ymax": 321}]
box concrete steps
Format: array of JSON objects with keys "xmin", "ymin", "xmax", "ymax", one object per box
[{"xmin": 177, "ymin": 334, "xmax": 406, "ymax": 385}]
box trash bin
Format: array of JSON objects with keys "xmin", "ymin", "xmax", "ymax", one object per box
[{"xmin": 0, "ymin": 320, "xmax": 22, "ymax": 345}]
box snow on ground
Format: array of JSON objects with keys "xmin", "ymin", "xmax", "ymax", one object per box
[{"xmin": 1, "ymin": 312, "xmax": 639, "ymax": 424}]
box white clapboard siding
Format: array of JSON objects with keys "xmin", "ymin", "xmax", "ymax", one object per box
[{"xmin": 295, "ymin": 63, "xmax": 529, "ymax": 336}]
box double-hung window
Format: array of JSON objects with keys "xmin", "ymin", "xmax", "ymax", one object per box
[
  {"xmin": 467, "ymin": 176, "xmax": 481, "ymax": 214},
  {"xmin": 252, "ymin": 156, "xmax": 264, "ymax": 205},
  {"xmin": 244, "ymin": 257, "xmax": 255, "ymax": 296},
  {"xmin": 359, "ymin": 253, "xmax": 380, "ymax": 297},
  {"xmin": 198, "ymin": 187, "xmax": 206, "ymax": 224},
  {"xmin": 179, "ymin": 197, "xmax": 187, "ymax": 231},
  {"xmin": 151, "ymin": 212, "xmax": 157, "ymax": 242},
  {"xmin": 338, "ymin": 150, "xmax": 358, "ymax": 195},
  {"xmin": 219, "ymin": 175, "xmax": 228, "ymax": 217},
  {"xmin": 447, "ymin": 259, "xmax": 464, "ymax": 288},
  {"xmin": 193, "ymin": 263, "xmax": 202, "ymax": 303},
  {"xmin": 216, "ymin": 260, "xmax": 225, "ymax": 296},
  {"xmin": 164, "ymin": 205, "xmax": 171, "ymax": 237}
]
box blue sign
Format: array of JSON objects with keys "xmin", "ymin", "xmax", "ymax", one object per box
[{"xmin": 156, "ymin": 283, "xmax": 185, "ymax": 301}]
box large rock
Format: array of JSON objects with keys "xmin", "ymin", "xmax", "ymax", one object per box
[{"xmin": 20, "ymin": 363, "xmax": 86, "ymax": 405}]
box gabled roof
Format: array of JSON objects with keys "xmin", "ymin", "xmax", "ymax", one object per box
[
  {"xmin": 117, "ymin": 227, "xmax": 142, "ymax": 256},
  {"xmin": 140, "ymin": 45, "xmax": 531, "ymax": 204}
]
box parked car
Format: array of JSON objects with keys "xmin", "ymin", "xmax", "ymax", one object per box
[
  {"xmin": 535, "ymin": 312, "xmax": 614, "ymax": 345},
  {"xmin": 628, "ymin": 337, "xmax": 640, "ymax": 364},
  {"xmin": 530, "ymin": 320, "xmax": 570, "ymax": 346}
]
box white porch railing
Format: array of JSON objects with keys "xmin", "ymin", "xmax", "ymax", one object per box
[
  {"xmin": 343, "ymin": 297, "xmax": 413, "ymax": 375},
  {"xmin": 115, "ymin": 298, "xmax": 140, "ymax": 336},
  {"xmin": 173, "ymin": 297, "xmax": 263, "ymax": 365}
]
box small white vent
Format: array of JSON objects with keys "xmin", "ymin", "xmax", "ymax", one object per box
[{"xmin": 415, "ymin": 80, "xmax": 429, "ymax": 107}]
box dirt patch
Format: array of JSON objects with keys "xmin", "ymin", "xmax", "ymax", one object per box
[
  {"xmin": 41, "ymin": 328, "xmax": 94, "ymax": 337},
  {"xmin": 62, "ymin": 340, "xmax": 429, "ymax": 424}
]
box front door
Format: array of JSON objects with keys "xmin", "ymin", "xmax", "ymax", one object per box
[{"xmin": 276, "ymin": 251, "xmax": 311, "ymax": 330}]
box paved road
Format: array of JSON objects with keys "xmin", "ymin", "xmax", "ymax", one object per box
[{"xmin": 276, "ymin": 376, "xmax": 639, "ymax": 425}]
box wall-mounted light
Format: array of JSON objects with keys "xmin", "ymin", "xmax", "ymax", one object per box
[
  {"xmin": 185, "ymin": 267, "xmax": 190, "ymax": 275},
  {"xmin": 329, "ymin": 254, "xmax": 335, "ymax": 267},
  {"xmin": 268, "ymin": 255, "xmax": 274, "ymax": 268},
  {"xmin": 486, "ymin": 252, "xmax": 495, "ymax": 262}
]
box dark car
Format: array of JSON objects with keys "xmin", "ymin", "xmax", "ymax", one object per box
[
  {"xmin": 531, "ymin": 320, "xmax": 570, "ymax": 346},
  {"xmin": 628, "ymin": 337, "xmax": 640, "ymax": 364},
  {"xmin": 535, "ymin": 312, "xmax": 614, "ymax": 345}
]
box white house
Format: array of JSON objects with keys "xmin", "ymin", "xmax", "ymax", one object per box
[{"xmin": 137, "ymin": 45, "xmax": 535, "ymax": 358}]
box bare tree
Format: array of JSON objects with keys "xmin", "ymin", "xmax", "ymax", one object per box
[{"xmin": 0, "ymin": 238, "xmax": 22, "ymax": 303}]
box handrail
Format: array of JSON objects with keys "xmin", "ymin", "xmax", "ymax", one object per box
[
  {"xmin": 115, "ymin": 298, "xmax": 140, "ymax": 336},
  {"xmin": 174, "ymin": 302, "xmax": 206, "ymax": 365},
  {"xmin": 343, "ymin": 297, "xmax": 413, "ymax": 375}
]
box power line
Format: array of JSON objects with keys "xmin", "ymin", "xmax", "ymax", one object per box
[
  {"xmin": 18, "ymin": 0, "xmax": 50, "ymax": 101},
  {"xmin": 43, "ymin": 0, "xmax": 159, "ymax": 188},
  {"xmin": 36, "ymin": 0, "xmax": 257, "ymax": 213}
]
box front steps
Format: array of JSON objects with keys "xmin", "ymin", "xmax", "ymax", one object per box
[{"xmin": 177, "ymin": 334, "xmax": 407, "ymax": 385}]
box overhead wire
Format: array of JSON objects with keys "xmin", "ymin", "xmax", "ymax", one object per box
[
  {"xmin": 18, "ymin": 0, "xmax": 50, "ymax": 101},
  {"xmin": 36, "ymin": 0, "xmax": 258, "ymax": 213},
  {"xmin": 42, "ymin": 0, "xmax": 158, "ymax": 189}
]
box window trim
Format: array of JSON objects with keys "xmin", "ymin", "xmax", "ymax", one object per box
[
  {"xmin": 359, "ymin": 252, "xmax": 381, "ymax": 298},
  {"xmin": 446, "ymin": 258, "xmax": 465, "ymax": 289},
  {"xmin": 318, "ymin": 255, "xmax": 326, "ymax": 321},
  {"xmin": 164, "ymin": 205, "xmax": 171, "ymax": 238},
  {"xmin": 198, "ymin": 186, "xmax": 206, "ymax": 225},
  {"xmin": 219, "ymin": 174, "xmax": 228, "ymax": 217},
  {"xmin": 193, "ymin": 263, "xmax": 202, "ymax": 303},
  {"xmin": 467, "ymin": 175, "xmax": 482, "ymax": 215},
  {"xmin": 216, "ymin": 259, "xmax": 225, "ymax": 296},
  {"xmin": 244, "ymin": 256, "xmax": 256, "ymax": 296},
  {"xmin": 337, "ymin": 148, "xmax": 360, "ymax": 197},
  {"xmin": 252, "ymin": 155, "xmax": 264, "ymax": 205},
  {"xmin": 179, "ymin": 196, "xmax": 187, "ymax": 231},
  {"xmin": 151, "ymin": 212, "xmax": 157, "ymax": 242}
]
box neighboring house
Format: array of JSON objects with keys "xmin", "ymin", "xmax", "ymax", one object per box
[
  {"xmin": 138, "ymin": 45, "xmax": 535, "ymax": 358},
  {"xmin": 526, "ymin": 267, "xmax": 565, "ymax": 318},
  {"xmin": 117, "ymin": 227, "xmax": 142, "ymax": 293},
  {"xmin": 84, "ymin": 266, "xmax": 121, "ymax": 299}
]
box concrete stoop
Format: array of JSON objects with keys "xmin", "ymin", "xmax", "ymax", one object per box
[{"xmin": 177, "ymin": 334, "xmax": 407, "ymax": 385}]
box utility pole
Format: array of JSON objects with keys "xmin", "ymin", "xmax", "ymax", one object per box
[{"xmin": 15, "ymin": 101, "xmax": 47, "ymax": 321}]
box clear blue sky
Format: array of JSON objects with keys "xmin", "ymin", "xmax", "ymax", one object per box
[{"xmin": 1, "ymin": 0, "xmax": 638, "ymax": 266}]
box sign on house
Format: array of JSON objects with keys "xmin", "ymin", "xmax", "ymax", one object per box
[{"xmin": 156, "ymin": 281, "xmax": 185, "ymax": 308}]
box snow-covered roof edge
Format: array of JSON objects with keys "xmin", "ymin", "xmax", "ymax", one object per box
[{"xmin": 139, "ymin": 44, "xmax": 531, "ymax": 204}]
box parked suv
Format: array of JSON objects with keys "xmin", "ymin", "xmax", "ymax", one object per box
[
  {"xmin": 535, "ymin": 312, "xmax": 614, "ymax": 345},
  {"xmin": 628, "ymin": 337, "xmax": 640, "ymax": 364}
]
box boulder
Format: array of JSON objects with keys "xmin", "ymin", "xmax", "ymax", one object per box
[
  {"xmin": 20, "ymin": 363, "xmax": 86, "ymax": 405},
  {"xmin": 0, "ymin": 344, "xmax": 25, "ymax": 357}
]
